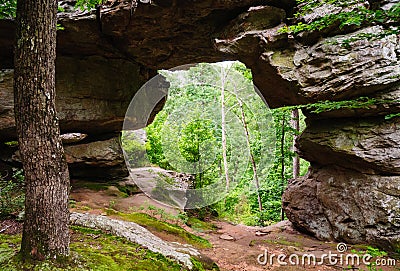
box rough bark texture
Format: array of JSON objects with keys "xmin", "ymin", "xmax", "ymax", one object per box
[{"xmin": 14, "ymin": 0, "xmax": 70, "ymax": 259}]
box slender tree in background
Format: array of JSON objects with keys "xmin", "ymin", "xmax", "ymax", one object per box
[
  {"xmin": 14, "ymin": 0, "xmax": 70, "ymax": 259},
  {"xmin": 280, "ymin": 115, "xmax": 285, "ymax": 221},
  {"xmin": 291, "ymin": 109, "xmax": 300, "ymax": 179},
  {"xmin": 232, "ymin": 86, "xmax": 263, "ymax": 212},
  {"xmin": 220, "ymin": 66, "xmax": 230, "ymax": 191}
]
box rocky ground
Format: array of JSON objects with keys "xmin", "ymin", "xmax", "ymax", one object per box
[{"xmin": 66, "ymin": 183, "xmax": 400, "ymax": 271}]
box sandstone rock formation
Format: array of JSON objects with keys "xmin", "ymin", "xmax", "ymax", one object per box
[
  {"xmin": 283, "ymin": 166, "xmax": 400, "ymax": 252},
  {"xmin": 1, "ymin": 136, "xmax": 128, "ymax": 180},
  {"xmin": 214, "ymin": 0, "xmax": 399, "ymax": 251},
  {"xmin": 0, "ymin": 57, "xmax": 144, "ymax": 141},
  {"xmin": 0, "ymin": 0, "xmax": 399, "ymax": 252},
  {"xmin": 65, "ymin": 137, "xmax": 128, "ymax": 179}
]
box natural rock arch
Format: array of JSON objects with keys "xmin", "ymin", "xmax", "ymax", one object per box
[{"xmin": 0, "ymin": 0, "xmax": 399, "ymax": 252}]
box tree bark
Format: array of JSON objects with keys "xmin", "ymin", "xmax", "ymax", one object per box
[{"xmin": 14, "ymin": 0, "xmax": 70, "ymax": 259}]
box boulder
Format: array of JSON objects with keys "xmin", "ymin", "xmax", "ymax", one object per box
[
  {"xmin": 60, "ymin": 133, "xmax": 88, "ymax": 144},
  {"xmin": 290, "ymin": 26, "xmax": 400, "ymax": 101},
  {"xmin": 64, "ymin": 137, "xmax": 128, "ymax": 180},
  {"xmin": 297, "ymin": 116, "xmax": 400, "ymax": 175},
  {"xmin": 0, "ymin": 137, "xmax": 128, "ymax": 180},
  {"xmin": 283, "ymin": 166, "xmax": 400, "ymax": 252}
]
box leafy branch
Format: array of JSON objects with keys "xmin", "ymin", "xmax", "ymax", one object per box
[
  {"xmin": 279, "ymin": 0, "xmax": 400, "ymax": 35},
  {"xmin": 385, "ymin": 113, "xmax": 400, "ymax": 120},
  {"xmin": 279, "ymin": 96, "xmax": 399, "ymax": 114},
  {"xmin": 0, "ymin": 0, "xmax": 103, "ymax": 19}
]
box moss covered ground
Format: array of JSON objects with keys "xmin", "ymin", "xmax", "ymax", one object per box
[
  {"xmin": 0, "ymin": 226, "xmax": 185, "ymax": 271},
  {"xmin": 113, "ymin": 211, "xmax": 212, "ymax": 249}
]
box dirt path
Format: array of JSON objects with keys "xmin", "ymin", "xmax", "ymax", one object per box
[
  {"xmin": 198, "ymin": 220, "xmax": 399, "ymax": 271},
  {"xmin": 69, "ymin": 186, "xmax": 399, "ymax": 271},
  {"xmin": 198, "ymin": 220, "xmax": 338, "ymax": 271}
]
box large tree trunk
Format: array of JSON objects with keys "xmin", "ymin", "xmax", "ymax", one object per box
[{"xmin": 14, "ymin": 0, "xmax": 70, "ymax": 259}]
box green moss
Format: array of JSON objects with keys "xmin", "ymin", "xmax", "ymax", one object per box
[
  {"xmin": 116, "ymin": 184, "xmax": 141, "ymax": 196},
  {"xmin": 71, "ymin": 181, "xmax": 110, "ymax": 191},
  {"xmin": 4, "ymin": 141, "xmax": 18, "ymax": 147},
  {"xmin": 0, "ymin": 226, "xmax": 184, "ymax": 271},
  {"xmin": 191, "ymin": 257, "xmax": 206, "ymax": 271},
  {"xmin": 186, "ymin": 217, "xmax": 217, "ymax": 232},
  {"xmin": 116, "ymin": 212, "xmax": 212, "ymax": 249},
  {"xmin": 191, "ymin": 256, "xmax": 219, "ymax": 271},
  {"xmin": 270, "ymin": 51, "xmax": 295, "ymax": 69}
]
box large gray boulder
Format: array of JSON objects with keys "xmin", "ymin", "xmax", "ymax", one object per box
[
  {"xmin": 65, "ymin": 137, "xmax": 128, "ymax": 180},
  {"xmin": 297, "ymin": 117, "xmax": 400, "ymax": 175},
  {"xmin": 283, "ymin": 166, "xmax": 400, "ymax": 252}
]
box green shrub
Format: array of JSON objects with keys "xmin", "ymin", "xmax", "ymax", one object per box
[{"xmin": 0, "ymin": 170, "xmax": 25, "ymax": 218}]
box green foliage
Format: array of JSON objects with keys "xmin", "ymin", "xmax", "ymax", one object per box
[
  {"xmin": 121, "ymin": 131, "xmax": 149, "ymax": 168},
  {"xmin": 4, "ymin": 141, "xmax": 18, "ymax": 147},
  {"xmin": 178, "ymin": 119, "xmax": 216, "ymax": 164},
  {"xmin": 339, "ymin": 27, "xmax": 400, "ymax": 48},
  {"xmin": 365, "ymin": 246, "xmax": 388, "ymax": 258},
  {"xmin": 276, "ymin": 96, "xmax": 398, "ymax": 115},
  {"xmin": 303, "ymin": 96, "xmax": 390, "ymax": 114},
  {"xmin": 350, "ymin": 246, "xmax": 390, "ymax": 271},
  {"xmin": 0, "ymin": 0, "xmax": 17, "ymax": 19},
  {"xmin": 280, "ymin": 0, "xmax": 400, "ymax": 37},
  {"xmin": 146, "ymin": 62, "xmax": 310, "ymax": 226},
  {"xmin": 75, "ymin": 0, "xmax": 103, "ymax": 11},
  {"xmin": 0, "ymin": 0, "xmax": 102, "ymax": 19},
  {"xmin": 0, "ymin": 170, "xmax": 25, "ymax": 218},
  {"xmin": 146, "ymin": 111, "xmax": 172, "ymax": 169},
  {"xmin": 385, "ymin": 112, "xmax": 400, "ymax": 120}
]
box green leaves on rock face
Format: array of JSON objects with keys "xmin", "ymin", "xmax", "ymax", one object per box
[
  {"xmin": 303, "ymin": 96, "xmax": 390, "ymax": 114},
  {"xmin": 280, "ymin": 0, "xmax": 400, "ymax": 35},
  {"xmin": 277, "ymin": 96, "xmax": 399, "ymax": 115},
  {"xmin": 385, "ymin": 112, "xmax": 400, "ymax": 120}
]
